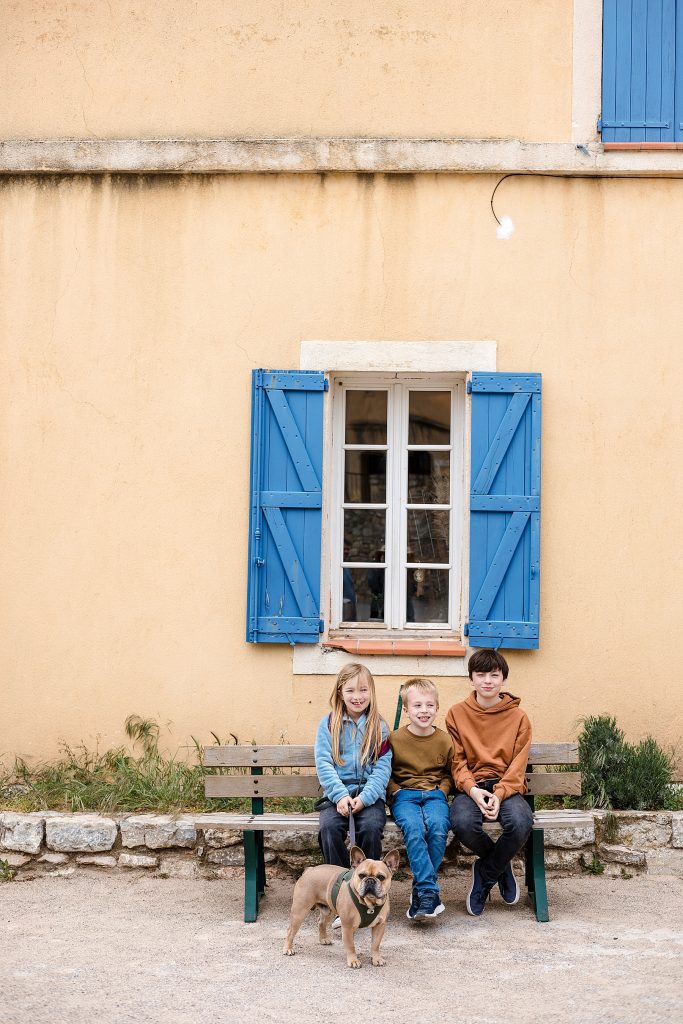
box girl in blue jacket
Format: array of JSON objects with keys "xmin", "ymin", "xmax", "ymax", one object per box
[{"xmin": 314, "ymin": 662, "xmax": 392, "ymax": 867}]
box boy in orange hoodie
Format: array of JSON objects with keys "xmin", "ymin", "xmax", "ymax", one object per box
[{"xmin": 446, "ymin": 648, "xmax": 533, "ymax": 916}]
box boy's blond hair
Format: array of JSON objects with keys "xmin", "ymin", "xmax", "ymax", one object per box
[{"xmin": 400, "ymin": 677, "xmax": 440, "ymax": 705}]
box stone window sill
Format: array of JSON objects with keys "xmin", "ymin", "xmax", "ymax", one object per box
[{"xmin": 603, "ymin": 143, "xmax": 683, "ymax": 151}]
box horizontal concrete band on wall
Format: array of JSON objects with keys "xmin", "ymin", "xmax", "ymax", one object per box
[{"xmin": 4, "ymin": 138, "xmax": 683, "ymax": 175}]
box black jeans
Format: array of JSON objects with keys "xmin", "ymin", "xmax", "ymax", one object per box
[
  {"xmin": 318, "ymin": 798, "xmax": 387, "ymax": 867},
  {"xmin": 450, "ymin": 792, "xmax": 533, "ymax": 884}
]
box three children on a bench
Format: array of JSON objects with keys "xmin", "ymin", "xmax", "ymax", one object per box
[{"xmin": 314, "ymin": 648, "xmax": 533, "ymax": 919}]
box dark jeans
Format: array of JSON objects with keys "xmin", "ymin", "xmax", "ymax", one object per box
[
  {"xmin": 450, "ymin": 792, "xmax": 533, "ymax": 885},
  {"xmin": 318, "ymin": 798, "xmax": 387, "ymax": 867}
]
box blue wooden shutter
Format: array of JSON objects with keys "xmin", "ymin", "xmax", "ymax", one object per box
[
  {"xmin": 467, "ymin": 373, "xmax": 541, "ymax": 650},
  {"xmin": 601, "ymin": 0, "xmax": 676, "ymax": 143},
  {"xmin": 246, "ymin": 370, "xmax": 326, "ymax": 644}
]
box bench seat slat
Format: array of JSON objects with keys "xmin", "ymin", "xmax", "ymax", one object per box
[
  {"xmin": 203, "ymin": 742, "xmax": 579, "ymax": 768},
  {"xmin": 193, "ymin": 810, "xmax": 592, "ymax": 833}
]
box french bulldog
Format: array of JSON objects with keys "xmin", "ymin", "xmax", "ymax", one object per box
[{"xmin": 283, "ymin": 845, "xmax": 400, "ymax": 968}]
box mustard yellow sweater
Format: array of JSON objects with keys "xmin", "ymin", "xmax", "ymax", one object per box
[{"xmin": 387, "ymin": 726, "xmax": 454, "ymax": 801}]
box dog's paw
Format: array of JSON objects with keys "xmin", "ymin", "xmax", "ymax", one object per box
[
  {"xmin": 371, "ymin": 955, "xmax": 386, "ymax": 967},
  {"xmin": 347, "ymin": 957, "xmax": 362, "ymax": 969},
  {"xmin": 319, "ymin": 937, "xmax": 332, "ymax": 946},
  {"xmin": 282, "ymin": 947, "xmax": 295, "ymax": 956}
]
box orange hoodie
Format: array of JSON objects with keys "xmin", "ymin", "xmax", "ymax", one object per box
[{"xmin": 445, "ymin": 691, "xmax": 532, "ymax": 802}]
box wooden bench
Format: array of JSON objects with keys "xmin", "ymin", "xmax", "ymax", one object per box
[{"xmin": 195, "ymin": 740, "xmax": 591, "ymax": 924}]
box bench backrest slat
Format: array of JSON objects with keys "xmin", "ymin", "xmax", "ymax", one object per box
[
  {"xmin": 204, "ymin": 771, "xmax": 581, "ymax": 799},
  {"xmin": 205, "ymin": 775, "xmax": 322, "ymax": 798},
  {"xmin": 203, "ymin": 741, "xmax": 578, "ymax": 769}
]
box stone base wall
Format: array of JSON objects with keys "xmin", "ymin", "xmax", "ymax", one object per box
[{"xmin": 1, "ymin": 810, "xmax": 682, "ymax": 881}]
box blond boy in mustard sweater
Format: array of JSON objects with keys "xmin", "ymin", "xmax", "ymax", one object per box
[{"xmin": 388, "ymin": 677, "xmax": 453, "ymax": 922}]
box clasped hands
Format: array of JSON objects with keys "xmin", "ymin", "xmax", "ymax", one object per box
[
  {"xmin": 336, "ymin": 795, "xmax": 365, "ymax": 816},
  {"xmin": 469, "ymin": 786, "xmax": 500, "ymax": 820}
]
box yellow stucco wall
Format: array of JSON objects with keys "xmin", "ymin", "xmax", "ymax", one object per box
[
  {"xmin": 1, "ymin": 172, "xmax": 682, "ymax": 760},
  {"xmin": 1, "ymin": 0, "xmax": 572, "ymax": 142}
]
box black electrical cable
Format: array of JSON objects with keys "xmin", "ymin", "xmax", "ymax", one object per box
[{"xmin": 490, "ymin": 169, "xmax": 683, "ymax": 226}]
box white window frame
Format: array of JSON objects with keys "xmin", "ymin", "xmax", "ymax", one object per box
[
  {"xmin": 329, "ymin": 373, "xmax": 465, "ymax": 634},
  {"xmin": 293, "ymin": 340, "xmax": 496, "ymax": 676}
]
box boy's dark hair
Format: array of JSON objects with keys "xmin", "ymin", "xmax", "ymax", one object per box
[{"xmin": 468, "ymin": 648, "xmax": 509, "ymax": 680}]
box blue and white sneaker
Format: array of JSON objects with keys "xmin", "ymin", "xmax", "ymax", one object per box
[
  {"xmin": 419, "ymin": 891, "xmax": 445, "ymax": 919},
  {"xmin": 498, "ymin": 863, "xmax": 520, "ymax": 905},
  {"xmin": 406, "ymin": 889, "xmax": 421, "ymax": 921},
  {"xmin": 466, "ymin": 859, "xmax": 495, "ymax": 917}
]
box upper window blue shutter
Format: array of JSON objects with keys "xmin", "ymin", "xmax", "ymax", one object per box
[
  {"xmin": 601, "ymin": 0, "xmax": 676, "ymax": 143},
  {"xmin": 467, "ymin": 373, "xmax": 541, "ymax": 650},
  {"xmin": 246, "ymin": 369, "xmax": 326, "ymax": 644}
]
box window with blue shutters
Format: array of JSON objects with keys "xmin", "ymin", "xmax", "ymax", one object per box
[
  {"xmin": 600, "ymin": 0, "xmax": 682, "ymax": 143},
  {"xmin": 247, "ymin": 367, "xmax": 542, "ymax": 651}
]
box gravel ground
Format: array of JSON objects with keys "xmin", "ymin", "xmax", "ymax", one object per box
[{"xmin": 1, "ymin": 871, "xmax": 682, "ymax": 1024}]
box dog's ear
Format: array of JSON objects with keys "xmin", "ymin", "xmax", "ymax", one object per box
[
  {"xmin": 350, "ymin": 845, "xmax": 366, "ymax": 867},
  {"xmin": 382, "ymin": 849, "xmax": 400, "ymax": 873}
]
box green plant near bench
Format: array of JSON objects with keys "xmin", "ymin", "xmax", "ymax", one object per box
[{"xmin": 578, "ymin": 715, "xmax": 679, "ymax": 810}]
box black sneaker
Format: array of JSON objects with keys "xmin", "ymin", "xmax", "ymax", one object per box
[
  {"xmin": 466, "ymin": 859, "xmax": 495, "ymax": 917},
  {"xmin": 419, "ymin": 892, "xmax": 445, "ymax": 919},
  {"xmin": 406, "ymin": 889, "xmax": 421, "ymax": 921},
  {"xmin": 498, "ymin": 863, "xmax": 520, "ymax": 905}
]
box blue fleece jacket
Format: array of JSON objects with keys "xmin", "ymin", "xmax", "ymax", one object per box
[{"xmin": 314, "ymin": 712, "xmax": 392, "ymax": 808}]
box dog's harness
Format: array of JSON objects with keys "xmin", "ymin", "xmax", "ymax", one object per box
[{"xmin": 330, "ymin": 869, "xmax": 380, "ymax": 929}]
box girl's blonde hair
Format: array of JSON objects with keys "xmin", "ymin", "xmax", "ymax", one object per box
[{"xmin": 329, "ymin": 662, "xmax": 384, "ymax": 767}]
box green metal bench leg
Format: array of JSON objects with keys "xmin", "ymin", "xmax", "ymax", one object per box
[
  {"xmin": 244, "ymin": 831, "xmax": 261, "ymax": 923},
  {"xmin": 256, "ymin": 830, "xmax": 267, "ymax": 896},
  {"xmin": 529, "ymin": 828, "xmax": 549, "ymax": 923}
]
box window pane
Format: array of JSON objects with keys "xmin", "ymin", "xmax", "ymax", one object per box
[
  {"xmin": 345, "ymin": 390, "xmax": 387, "ymax": 444},
  {"xmin": 406, "ymin": 569, "xmax": 449, "ymax": 623},
  {"xmin": 344, "ymin": 510, "xmax": 385, "ymax": 562},
  {"xmin": 407, "ymin": 450, "xmax": 450, "ymax": 504},
  {"xmin": 344, "ymin": 451, "xmax": 387, "ymax": 503},
  {"xmin": 407, "ymin": 510, "xmax": 449, "ymax": 564},
  {"xmin": 342, "ymin": 567, "xmax": 385, "ymax": 623},
  {"xmin": 408, "ymin": 391, "xmax": 450, "ymax": 444}
]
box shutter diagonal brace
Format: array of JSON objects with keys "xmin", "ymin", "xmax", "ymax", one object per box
[
  {"xmin": 472, "ymin": 393, "xmax": 530, "ymax": 495},
  {"xmin": 266, "ymin": 389, "xmax": 321, "ymax": 491},
  {"xmin": 470, "ymin": 511, "xmax": 530, "ymax": 620}
]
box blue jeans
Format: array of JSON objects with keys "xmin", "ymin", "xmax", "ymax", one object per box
[
  {"xmin": 450, "ymin": 792, "xmax": 533, "ymax": 885},
  {"xmin": 391, "ymin": 789, "xmax": 451, "ymax": 897}
]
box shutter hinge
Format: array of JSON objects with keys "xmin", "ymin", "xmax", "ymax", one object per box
[
  {"xmin": 323, "ymin": 378, "xmax": 329, "ymax": 392},
  {"xmin": 319, "ymin": 619, "xmax": 325, "ymax": 633},
  {"xmin": 463, "ymin": 622, "xmax": 469, "ymax": 637},
  {"xmin": 597, "ymin": 117, "xmax": 602, "ymax": 133},
  {"xmin": 255, "ymin": 557, "xmax": 265, "ymax": 567},
  {"xmin": 466, "ymin": 381, "xmax": 472, "ymax": 394}
]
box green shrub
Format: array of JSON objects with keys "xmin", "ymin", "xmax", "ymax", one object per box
[{"xmin": 578, "ymin": 715, "xmax": 677, "ymax": 811}]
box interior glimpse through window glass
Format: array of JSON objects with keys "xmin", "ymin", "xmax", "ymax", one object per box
[
  {"xmin": 407, "ymin": 450, "xmax": 450, "ymax": 504},
  {"xmin": 343, "ymin": 510, "xmax": 385, "ymax": 562},
  {"xmin": 342, "ymin": 567, "xmax": 385, "ymax": 623},
  {"xmin": 406, "ymin": 569, "xmax": 449, "ymax": 623},
  {"xmin": 344, "ymin": 451, "xmax": 387, "ymax": 503},
  {"xmin": 345, "ymin": 390, "xmax": 388, "ymax": 444},
  {"xmin": 407, "ymin": 510, "xmax": 449, "ymax": 564},
  {"xmin": 408, "ymin": 391, "xmax": 450, "ymax": 445}
]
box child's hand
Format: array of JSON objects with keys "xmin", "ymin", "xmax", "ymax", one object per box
[
  {"xmin": 470, "ymin": 786, "xmax": 498, "ymax": 819},
  {"xmin": 336, "ymin": 796, "xmax": 353, "ymax": 817},
  {"xmin": 483, "ymin": 793, "xmax": 500, "ymax": 819},
  {"xmin": 349, "ymin": 796, "xmax": 365, "ymax": 814}
]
